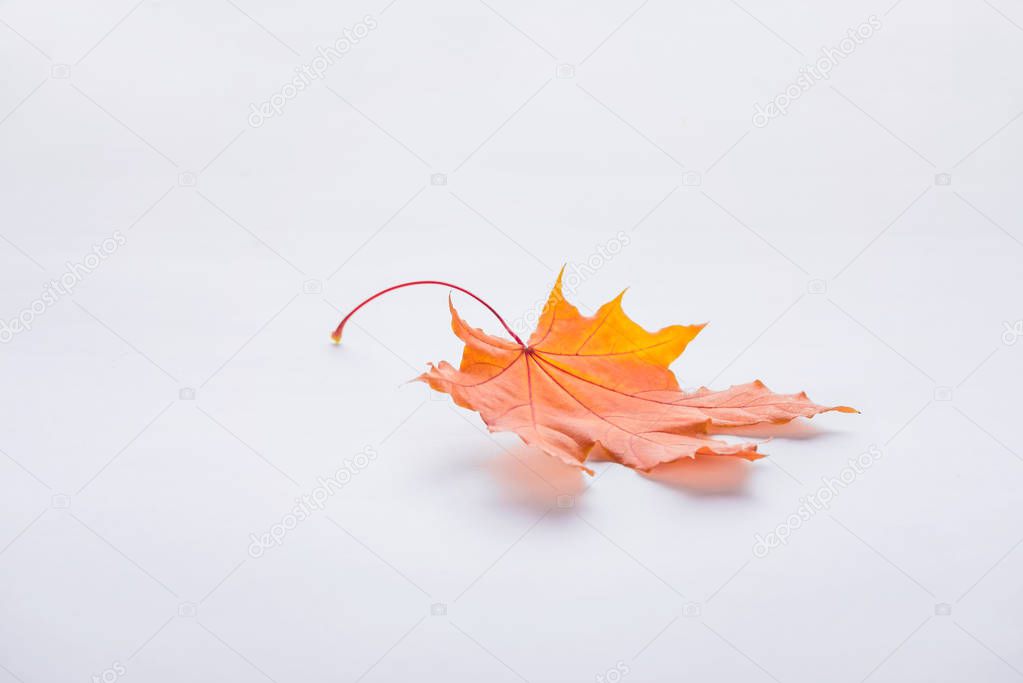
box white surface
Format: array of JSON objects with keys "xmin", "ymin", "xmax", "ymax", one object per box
[{"xmin": 2, "ymin": 1, "xmax": 1023, "ymax": 681}]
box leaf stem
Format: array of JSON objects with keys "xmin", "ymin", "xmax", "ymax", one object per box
[{"xmin": 331, "ymin": 280, "xmax": 525, "ymax": 347}]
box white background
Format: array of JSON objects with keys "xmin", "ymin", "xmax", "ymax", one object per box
[{"xmin": 2, "ymin": 0, "xmax": 1022, "ymax": 681}]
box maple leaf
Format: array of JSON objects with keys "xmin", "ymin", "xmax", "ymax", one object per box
[{"xmin": 332, "ymin": 272, "xmax": 855, "ymax": 473}]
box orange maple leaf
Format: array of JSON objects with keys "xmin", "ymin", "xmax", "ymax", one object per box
[{"xmin": 332, "ymin": 272, "xmax": 855, "ymax": 473}]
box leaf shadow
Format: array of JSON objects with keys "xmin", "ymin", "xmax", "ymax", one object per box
[
  {"xmin": 639, "ymin": 455, "xmax": 752, "ymax": 497},
  {"xmin": 488, "ymin": 446, "xmax": 586, "ymax": 514},
  {"xmin": 482, "ymin": 422, "xmax": 836, "ymax": 503}
]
